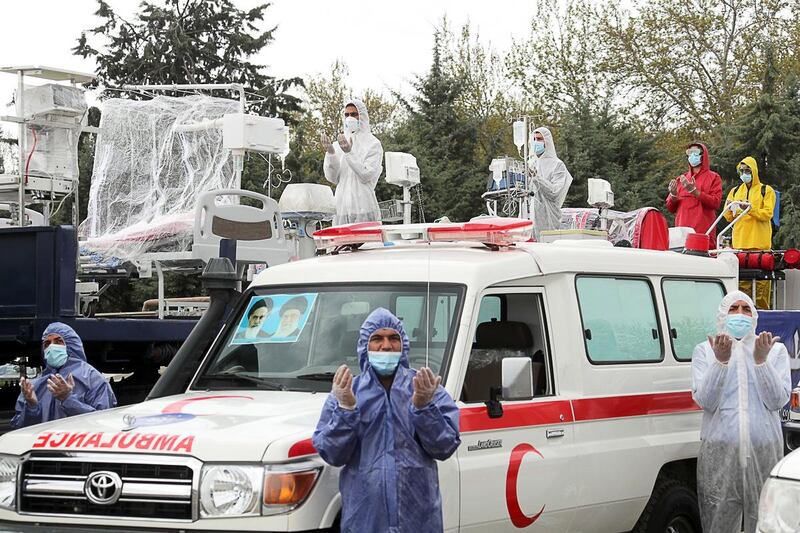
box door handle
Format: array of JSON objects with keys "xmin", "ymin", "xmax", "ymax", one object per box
[{"xmin": 546, "ymin": 428, "xmax": 565, "ymax": 439}]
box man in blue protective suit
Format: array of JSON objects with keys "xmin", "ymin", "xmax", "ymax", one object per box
[
  {"xmin": 11, "ymin": 322, "xmax": 117, "ymax": 428},
  {"xmin": 312, "ymin": 308, "xmax": 461, "ymax": 533},
  {"xmin": 692, "ymin": 291, "xmax": 791, "ymax": 533}
]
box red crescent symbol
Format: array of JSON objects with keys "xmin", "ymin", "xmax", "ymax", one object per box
[
  {"xmin": 506, "ymin": 443, "xmax": 546, "ymax": 528},
  {"xmin": 161, "ymin": 395, "xmax": 254, "ymax": 414}
]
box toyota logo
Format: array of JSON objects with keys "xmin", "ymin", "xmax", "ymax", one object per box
[{"xmin": 84, "ymin": 471, "xmax": 123, "ymax": 505}]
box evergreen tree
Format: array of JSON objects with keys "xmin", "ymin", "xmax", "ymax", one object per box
[
  {"xmin": 392, "ymin": 31, "xmax": 482, "ymax": 222},
  {"xmin": 558, "ymin": 102, "xmax": 665, "ymax": 213}
]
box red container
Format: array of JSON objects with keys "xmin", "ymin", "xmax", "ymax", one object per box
[
  {"xmin": 746, "ymin": 252, "xmax": 761, "ymax": 269},
  {"xmin": 737, "ymin": 252, "xmax": 748, "ymax": 267},
  {"xmin": 760, "ymin": 253, "xmax": 775, "ymax": 271},
  {"xmin": 684, "ymin": 233, "xmax": 710, "ymax": 253}
]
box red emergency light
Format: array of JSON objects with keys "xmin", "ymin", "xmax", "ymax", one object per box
[
  {"xmin": 312, "ymin": 217, "xmax": 533, "ymax": 251},
  {"xmin": 426, "ymin": 218, "xmax": 534, "ymax": 246},
  {"xmin": 312, "ymin": 222, "xmax": 383, "ymax": 250}
]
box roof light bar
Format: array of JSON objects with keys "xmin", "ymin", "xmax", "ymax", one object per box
[
  {"xmin": 427, "ymin": 217, "xmax": 533, "ymax": 246},
  {"xmin": 312, "ymin": 222, "xmax": 382, "ymax": 250},
  {"xmin": 312, "ymin": 217, "xmax": 533, "ymax": 251}
]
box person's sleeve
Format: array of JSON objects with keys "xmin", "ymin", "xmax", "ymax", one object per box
[
  {"xmin": 312, "ymin": 394, "xmax": 360, "ymax": 467},
  {"xmin": 343, "ymin": 140, "xmax": 383, "ymax": 186},
  {"xmin": 749, "ymin": 186, "xmax": 776, "ymax": 222},
  {"xmin": 665, "ymin": 193, "xmax": 679, "ymax": 213},
  {"xmin": 699, "ymin": 173, "xmax": 723, "ymax": 210},
  {"xmin": 723, "ymin": 188, "xmax": 736, "ymax": 222},
  {"xmin": 10, "ymin": 392, "xmax": 41, "ymax": 429},
  {"xmin": 61, "ymin": 372, "xmax": 117, "ymax": 416},
  {"xmin": 323, "ymin": 152, "xmax": 341, "ymax": 185},
  {"xmin": 409, "ymin": 387, "xmax": 461, "ymax": 461},
  {"xmin": 531, "ymin": 161, "xmax": 570, "ymax": 202},
  {"xmin": 753, "ymin": 343, "xmax": 792, "ymax": 411},
  {"xmin": 691, "ymin": 343, "xmax": 728, "ymax": 411}
]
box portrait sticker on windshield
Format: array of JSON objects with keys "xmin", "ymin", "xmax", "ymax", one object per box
[{"xmin": 230, "ymin": 293, "xmax": 317, "ymax": 345}]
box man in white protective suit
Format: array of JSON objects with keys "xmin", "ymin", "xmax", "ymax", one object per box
[
  {"xmin": 321, "ymin": 99, "xmax": 383, "ymax": 225},
  {"xmin": 692, "ymin": 290, "xmax": 791, "ymax": 533},
  {"xmin": 527, "ymin": 126, "xmax": 573, "ymax": 240}
]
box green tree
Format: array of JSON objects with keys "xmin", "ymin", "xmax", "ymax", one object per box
[
  {"xmin": 557, "ymin": 102, "xmax": 666, "ymax": 212},
  {"xmin": 392, "ymin": 30, "xmax": 482, "ymax": 222},
  {"xmin": 74, "ymin": 0, "xmax": 301, "ymax": 117},
  {"xmin": 601, "ymin": 0, "xmax": 795, "ymax": 132}
]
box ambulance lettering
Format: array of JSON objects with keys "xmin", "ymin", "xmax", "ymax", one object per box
[
  {"xmin": 506, "ymin": 443, "xmax": 545, "ymax": 528},
  {"xmin": 32, "ymin": 431, "xmax": 194, "ymax": 453}
]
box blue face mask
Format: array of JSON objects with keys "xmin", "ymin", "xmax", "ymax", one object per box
[
  {"xmin": 367, "ymin": 351, "xmax": 402, "ymax": 376},
  {"xmin": 44, "ymin": 344, "xmax": 69, "ymax": 369},
  {"xmin": 740, "ymin": 173, "xmax": 752, "ymax": 184},
  {"xmin": 531, "ymin": 140, "xmax": 545, "ymax": 156},
  {"xmin": 688, "ymin": 153, "xmax": 702, "ymax": 167},
  {"xmin": 725, "ymin": 314, "xmax": 753, "ymax": 339}
]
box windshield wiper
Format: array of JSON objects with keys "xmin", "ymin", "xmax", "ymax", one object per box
[
  {"xmin": 199, "ymin": 373, "xmax": 286, "ymax": 391},
  {"xmin": 295, "ymin": 372, "xmax": 338, "ymax": 382}
]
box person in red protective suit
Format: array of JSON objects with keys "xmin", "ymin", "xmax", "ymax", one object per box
[{"xmin": 666, "ymin": 143, "xmax": 723, "ymax": 241}]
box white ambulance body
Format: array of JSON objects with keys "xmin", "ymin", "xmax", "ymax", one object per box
[{"xmin": 0, "ymin": 223, "xmax": 737, "ymax": 532}]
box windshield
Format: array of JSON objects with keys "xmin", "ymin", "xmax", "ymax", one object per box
[{"xmin": 193, "ymin": 284, "xmax": 465, "ymax": 392}]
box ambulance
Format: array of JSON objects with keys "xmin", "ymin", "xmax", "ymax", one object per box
[{"xmin": 0, "ymin": 218, "xmax": 737, "ymax": 532}]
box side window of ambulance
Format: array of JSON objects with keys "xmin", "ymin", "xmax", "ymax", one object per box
[
  {"xmin": 662, "ymin": 279, "xmax": 725, "ymax": 361},
  {"xmin": 576, "ymin": 276, "xmax": 662, "ymax": 363},
  {"xmin": 461, "ymin": 293, "xmax": 552, "ymax": 403}
]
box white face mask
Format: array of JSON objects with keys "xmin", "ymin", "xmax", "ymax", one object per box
[{"xmin": 344, "ymin": 116, "xmax": 360, "ymax": 134}]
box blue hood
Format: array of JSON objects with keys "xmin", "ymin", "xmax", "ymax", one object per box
[{"xmin": 357, "ymin": 308, "xmax": 411, "ymax": 373}]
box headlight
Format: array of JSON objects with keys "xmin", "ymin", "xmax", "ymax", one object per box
[
  {"xmin": 0, "ymin": 455, "xmax": 20, "ymax": 510},
  {"xmin": 758, "ymin": 476, "xmax": 800, "ymax": 532},
  {"xmin": 262, "ymin": 460, "xmax": 322, "ymax": 516},
  {"xmin": 200, "ymin": 465, "xmax": 262, "ymax": 518}
]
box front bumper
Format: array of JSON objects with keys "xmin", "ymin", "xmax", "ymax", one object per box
[{"xmin": 0, "ymin": 522, "xmax": 308, "ymax": 533}]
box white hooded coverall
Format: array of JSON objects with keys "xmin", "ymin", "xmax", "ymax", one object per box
[
  {"xmin": 527, "ymin": 126, "xmax": 573, "ymax": 240},
  {"xmin": 323, "ymin": 99, "xmax": 383, "ymax": 225},
  {"xmin": 692, "ymin": 290, "xmax": 791, "ymax": 533}
]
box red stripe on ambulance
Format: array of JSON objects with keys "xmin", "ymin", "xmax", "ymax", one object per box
[
  {"xmin": 460, "ymin": 391, "xmax": 700, "ymax": 433},
  {"xmin": 32, "ymin": 431, "xmax": 195, "ymax": 453}
]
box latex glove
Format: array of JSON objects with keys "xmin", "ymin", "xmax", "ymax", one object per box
[
  {"xmin": 47, "ymin": 373, "xmax": 74, "ymax": 402},
  {"xmin": 680, "ymin": 175, "xmax": 699, "ymax": 196},
  {"xmin": 337, "ymin": 134, "xmax": 352, "ymax": 153},
  {"xmin": 320, "ymin": 133, "xmax": 335, "ymax": 155},
  {"xmin": 754, "ymin": 331, "xmax": 780, "ymax": 365},
  {"xmin": 412, "ymin": 367, "xmax": 442, "ymax": 409},
  {"xmin": 332, "ymin": 364, "xmax": 356, "ymax": 410},
  {"xmin": 668, "ymin": 179, "xmax": 678, "ymax": 197},
  {"xmin": 20, "ymin": 377, "xmax": 37, "ymax": 407},
  {"xmin": 708, "ymin": 334, "xmax": 733, "ymax": 364}
]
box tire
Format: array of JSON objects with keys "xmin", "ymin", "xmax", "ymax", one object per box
[{"xmin": 632, "ymin": 478, "xmax": 702, "ymax": 533}]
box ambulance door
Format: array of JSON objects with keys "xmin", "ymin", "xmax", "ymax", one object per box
[{"xmin": 456, "ymin": 290, "xmax": 576, "ymax": 532}]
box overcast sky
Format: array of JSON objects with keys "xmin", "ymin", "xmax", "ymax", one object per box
[{"xmin": 0, "ymin": 0, "xmax": 543, "ymax": 110}]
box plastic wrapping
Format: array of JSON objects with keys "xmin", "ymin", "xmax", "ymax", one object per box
[
  {"xmin": 561, "ymin": 207, "xmax": 658, "ymax": 247},
  {"xmin": 81, "ymin": 95, "xmax": 239, "ymax": 262},
  {"xmin": 278, "ymin": 183, "xmax": 336, "ymax": 218}
]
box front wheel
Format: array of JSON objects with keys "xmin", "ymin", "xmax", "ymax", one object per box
[{"xmin": 633, "ymin": 478, "xmax": 701, "ymax": 533}]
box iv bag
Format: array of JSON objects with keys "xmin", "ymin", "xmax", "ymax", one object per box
[{"xmin": 512, "ymin": 120, "xmax": 526, "ymax": 151}]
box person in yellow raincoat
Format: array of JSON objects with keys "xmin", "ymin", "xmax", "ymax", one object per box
[{"xmin": 723, "ymin": 157, "xmax": 777, "ymax": 309}]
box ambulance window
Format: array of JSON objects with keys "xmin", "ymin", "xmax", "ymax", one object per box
[
  {"xmin": 477, "ymin": 296, "xmax": 502, "ymax": 324},
  {"xmin": 662, "ymin": 279, "xmax": 725, "ymax": 361},
  {"xmin": 576, "ymin": 276, "xmax": 662, "ymax": 364},
  {"xmin": 461, "ymin": 293, "xmax": 551, "ymax": 403}
]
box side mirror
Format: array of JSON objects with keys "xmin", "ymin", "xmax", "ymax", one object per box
[{"xmin": 502, "ymin": 357, "xmax": 534, "ymax": 401}]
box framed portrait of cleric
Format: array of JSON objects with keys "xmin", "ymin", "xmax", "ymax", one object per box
[{"xmin": 230, "ymin": 293, "xmax": 317, "ymax": 345}]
